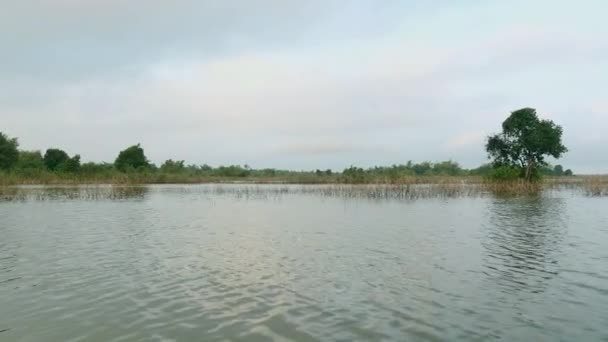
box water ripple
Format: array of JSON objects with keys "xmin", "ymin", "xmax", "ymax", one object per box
[{"xmin": 0, "ymin": 186, "xmax": 607, "ymax": 341}]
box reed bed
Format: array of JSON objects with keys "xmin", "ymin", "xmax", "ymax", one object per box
[
  {"xmin": 581, "ymin": 176, "xmax": 608, "ymax": 197},
  {"xmin": 1, "ymin": 176, "xmax": 607, "ymax": 202}
]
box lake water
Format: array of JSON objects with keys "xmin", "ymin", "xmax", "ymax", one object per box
[{"xmin": 1, "ymin": 185, "xmax": 607, "ymax": 341}]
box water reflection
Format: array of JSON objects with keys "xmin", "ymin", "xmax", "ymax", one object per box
[
  {"xmin": 483, "ymin": 195, "xmax": 567, "ymax": 294},
  {"xmin": 0, "ymin": 186, "xmax": 149, "ymax": 202}
]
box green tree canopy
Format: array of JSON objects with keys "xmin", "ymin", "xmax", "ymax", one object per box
[
  {"xmin": 486, "ymin": 108, "xmax": 567, "ymax": 181},
  {"xmin": 44, "ymin": 148, "xmax": 70, "ymax": 171},
  {"xmin": 16, "ymin": 150, "xmax": 45, "ymax": 171},
  {"xmin": 160, "ymin": 159, "xmax": 185, "ymax": 173},
  {"xmin": 60, "ymin": 155, "xmax": 81, "ymax": 173},
  {"xmin": 0, "ymin": 132, "xmax": 19, "ymax": 170},
  {"xmin": 115, "ymin": 144, "xmax": 150, "ymax": 171}
]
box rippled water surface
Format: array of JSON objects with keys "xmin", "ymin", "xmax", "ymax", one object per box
[{"xmin": 1, "ymin": 185, "xmax": 607, "ymax": 341}]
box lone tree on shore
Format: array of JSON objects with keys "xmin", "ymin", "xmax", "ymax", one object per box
[
  {"xmin": 486, "ymin": 108, "xmax": 567, "ymax": 181},
  {"xmin": 0, "ymin": 131, "xmax": 19, "ymax": 170},
  {"xmin": 44, "ymin": 148, "xmax": 70, "ymax": 171},
  {"xmin": 115, "ymin": 144, "xmax": 150, "ymax": 171}
]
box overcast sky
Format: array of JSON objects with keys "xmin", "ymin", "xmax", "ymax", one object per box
[{"xmin": 1, "ymin": 1, "xmax": 606, "ymax": 172}]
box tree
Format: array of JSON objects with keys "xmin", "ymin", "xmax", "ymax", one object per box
[
  {"xmin": 432, "ymin": 160, "xmax": 463, "ymax": 176},
  {"xmin": 115, "ymin": 144, "xmax": 150, "ymax": 171},
  {"xmin": 0, "ymin": 132, "xmax": 19, "ymax": 170},
  {"xmin": 553, "ymin": 165, "xmax": 564, "ymax": 176},
  {"xmin": 341, "ymin": 166, "xmax": 367, "ymax": 183},
  {"xmin": 160, "ymin": 159, "xmax": 185, "ymax": 173},
  {"xmin": 412, "ymin": 162, "xmax": 432, "ymax": 176},
  {"xmin": 60, "ymin": 155, "xmax": 81, "ymax": 173},
  {"xmin": 486, "ymin": 108, "xmax": 567, "ymax": 181},
  {"xmin": 215, "ymin": 165, "xmax": 250, "ymax": 177},
  {"xmin": 44, "ymin": 148, "xmax": 70, "ymax": 171},
  {"xmin": 564, "ymin": 169, "xmax": 574, "ymax": 176},
  {"xmin": 16, "ymin": 150, "xmax": 45, "ymax": 171}
]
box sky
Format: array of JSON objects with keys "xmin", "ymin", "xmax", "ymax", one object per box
[{"xmin": 1, "ymin": 0, "xmax": 607, "ymax": 173}]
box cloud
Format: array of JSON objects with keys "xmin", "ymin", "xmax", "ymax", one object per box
[
  {"xmin": 275, "ymin": 141, "xmax": 391, "ymax": 156},
  {"xmin": 443, "ymin": 132, "xmax": 486, "ymax": 150},
  {"xmin": 1, "ymin": 0, "xmax": 607, "ymax": 172}
]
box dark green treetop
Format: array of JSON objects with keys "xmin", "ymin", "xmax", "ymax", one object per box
[
  {"xmin": 44, "ymin": 148, "xmax": 70, "ymax": 171},
  {"xmin": 115, "ymin": 144, "xmax": 150, "ymax": 171},
  {"xmin": 0, "ymin": 131, "xmax": 19, "ymax": 170}
]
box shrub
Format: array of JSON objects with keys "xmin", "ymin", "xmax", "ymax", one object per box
[
  {"xmin": 115, "ymin": 144, "xmax": 150, "ymax": 172},
  {"xmin": 0, "ymin": 132, "xmax": 19, "ymax": 170},
  {"xmin": 486, "ymin": 166, "xmax": 521, "ymax": 181},
  {"xmin": 44, "ymin": 148, "xmax": 70, "ymax": 171}
]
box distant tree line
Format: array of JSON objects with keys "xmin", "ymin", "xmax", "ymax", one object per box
[{"xmin": 0, "ymin": 129, "xmax": 574, "ymax": 182}]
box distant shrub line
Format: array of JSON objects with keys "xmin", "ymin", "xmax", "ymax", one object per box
[{"xmin": 0, "ymin": 129, "xmax": 574, "ymax": 185}]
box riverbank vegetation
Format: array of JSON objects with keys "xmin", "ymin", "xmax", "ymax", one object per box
[{"xmin": 0, "ymin": 108, "xmax": 601, "ymax": 193}]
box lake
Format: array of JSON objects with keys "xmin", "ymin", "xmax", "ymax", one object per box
[{"xmin": 1, "ymin": 185, "xmax": 607, "ymax": 341}]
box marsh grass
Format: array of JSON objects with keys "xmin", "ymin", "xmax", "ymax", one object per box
[
  {"xmin": 0, "ymin": 170, "xmax": 342, "ymax": 186},
  {"xmin": 1, "ymin": 175, "xmax": 607, "ymax": 201},
  {"xmin": 581, "ymin": 176, "xmax": 608, "ymax": 197}
]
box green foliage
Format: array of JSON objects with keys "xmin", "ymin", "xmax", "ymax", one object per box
[
  {"xmin": 0, "ymin": 130, "xmax": 578, "ymax": 185},
  {"xmin": 160, "ymin": 159, "xmax": 186, "ymax": 173},
  {"xmin": 214, "ymin": 165, "xmax": 250, "ymax": 177},
  {"xmin": 341, "ymin": 166, "xmax": 368, "ymax": 183},
  {"xmin": 486, "ymin": 166, "xmax": 521, "ymax": 181},
  {"xmin": 537, "ymin": 164, "xmax": 575, "ymax": 177},
  {"xmin": 486, "ymin": 108, "xmax": 567, "ymax": 181},
  {"xmin": 350, "ymin": 161, "xmax": 467, "ymax": 180},
  {"xmin": 0, "ymin": 132, "xmax": 19, "ymax": 170},
  {"xmin": 115, "ymin": 144, "xmax": 150, "ymax": 172},
  {"xmin": 412, "ymin": 162, "xmax": 433, "ymax": 176},
  {"xmin": 16, "ymin": 150, "xmax": 45, "ymax": 170},
  {"xmin": 60, "ymin": 155, "xmax": 81, "ymax": 173},
  {"xmin": 80, "ymin": 162, "xmax": 114, "ymax": 175},
  {"xmin": 432, "ymin": 161, "xmax": 463, "ymax": 176},
  {"xmin": 261, "ymin": 168, "xmax": 277, "ymax": 177},
  {"xmin": 44, "ymin": 148, "xmax": 70, "ymax": 171},
  {"xmin": 469, "ymin": 163, "xmax": 493, "ymax": 176}
]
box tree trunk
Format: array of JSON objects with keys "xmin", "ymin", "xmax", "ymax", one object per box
[{"xmin": 525, "ymin": 158, "xmax": 535, "ymax": 182}]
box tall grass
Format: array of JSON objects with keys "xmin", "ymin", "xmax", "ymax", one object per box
[
  {"xmin": 1, "ymin": 170, "xmax": 607, "ymax": 197},
  {"xmin": 581, "ymin": 176, "xmax": 608, "ymax": 196}
]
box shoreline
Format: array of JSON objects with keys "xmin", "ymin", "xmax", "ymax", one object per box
[{"xmin": 0, "ymin": 175, "xmax": 605, "ymax": 185}]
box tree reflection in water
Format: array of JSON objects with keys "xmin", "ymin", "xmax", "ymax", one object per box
[{"xmin": 482, "ymin": 195, "xmax": 567, "ymax": 295}]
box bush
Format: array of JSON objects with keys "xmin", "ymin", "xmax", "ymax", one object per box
[
  {"xmin": 80, "ymin": 162, "xmax": 114, "ymax": 175},
  {"xmin": 44, "ymin": 148, "xmax": 70, "ymax": 171},
  {"xmin": 341, "ymin": 166, "xmax": 368, "ymax": 183},
  {"xmin": 115, "ymin": 144, "xmax": 150, "ymax": 172},
  {"xmin": 60, "ymin": 155, "xmax": 81, "ymax": 173},
  {"xmin": 0, "ymin": 132, "xmax": 19, "ymax": 170},
  {"xmin": 16, "ymin": 150, "xmax": 45, "ymax": 171},
  {"xmin": 160, "ymin": 159, "xmax": 186, "ymax": 173},
  {"xmin": 214, "ymin": 165, "xmax": 250, "ymax": 177},
  {"xmin": 486, "ymin": 166, "xmax": 521, "ymax": 181}
]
